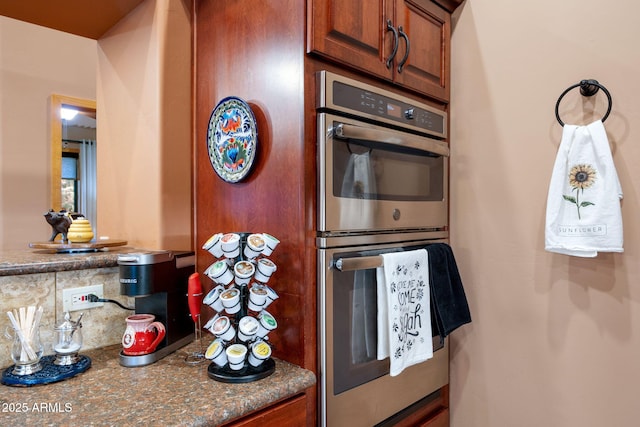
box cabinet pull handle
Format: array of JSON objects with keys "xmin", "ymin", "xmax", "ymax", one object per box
[
  {"xmin": 397, "ymin": 26, "xmax": 410, "ymax": 73},
  {"xmin": 385, "ymin": 19, "xmax": 399, "ymax": 69}
]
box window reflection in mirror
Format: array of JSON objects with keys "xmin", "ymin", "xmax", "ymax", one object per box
[{"xmin": 50, "ymin": 94, "xmax": 97, "ymax": 233}]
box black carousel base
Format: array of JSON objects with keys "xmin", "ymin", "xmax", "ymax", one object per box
[{"xmin": 207, "ymin": 357, "xmax": 275, "ymax": 383}]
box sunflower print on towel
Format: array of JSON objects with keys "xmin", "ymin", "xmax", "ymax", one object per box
[{"xmin": 563, "ymin": 164, "xmax": 597, "ymax": 220}]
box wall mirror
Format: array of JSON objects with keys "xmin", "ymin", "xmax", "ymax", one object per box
[{"xmin": 50, "ymin": 94, "xmax": 97, "ymax": 230}]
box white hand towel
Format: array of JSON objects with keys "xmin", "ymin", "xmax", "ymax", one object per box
[
  {"xmin": 340, "ymin": 151, "xmax": 376, "ymax": 198},
  {"xmin": 545, "ymin": 120, "xmax": 623, "ymax": 257},
  {"xmin": 376, "ymin": 267, "xmax": 389, "ymax": 360},
  {"xmin": 376, "ymin": 249, "xmax": 433, "ymax": 377}
]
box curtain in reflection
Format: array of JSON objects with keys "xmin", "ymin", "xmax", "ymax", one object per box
[{"xmin": 79, "ymin": 139, "xmax": 97, "ymax": 231}]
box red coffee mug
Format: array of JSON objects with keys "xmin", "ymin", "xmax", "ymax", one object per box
[{"xmin": 121, "ymin": 314, "xmax": 166, "ymax": 356}]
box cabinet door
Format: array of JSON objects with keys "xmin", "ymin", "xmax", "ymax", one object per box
[
  {"xmin": 308, "ymin": 0, "xmax": 394, "ymax": 80},
  {"xmin": 394, "ymin": 0, "xmax": 450, "ymax": 101},
  {"xmin": 226, "ymin": 394, "xmax": 307, "ymax": 427}
]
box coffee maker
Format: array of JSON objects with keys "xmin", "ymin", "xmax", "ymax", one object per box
[{"xmin": 117, "ymin": 250, "xmax": 194, "ymax": 367}]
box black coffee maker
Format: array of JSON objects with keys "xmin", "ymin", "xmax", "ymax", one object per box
[{"xmin": 117, "ymin": 250, "xmax": 194, "ymax": 367}]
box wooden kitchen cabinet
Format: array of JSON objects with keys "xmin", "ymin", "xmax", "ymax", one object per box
[
  {"xmin": 223, "ymin": 394, "xmax": 307, "ymax": 427},
  {"xmin": 308, "ymin": 0, "xmax": 451, "ymax": 101},
  {"xmin": 196, "ymin": 0, "xmax": 456, "ymax": 424},
  {"xmin": 378, "ymin": 385, "xmax": 450, "ymax": 427}
]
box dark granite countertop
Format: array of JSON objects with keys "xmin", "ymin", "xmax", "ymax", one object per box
[
  {"xmin": 0, "ymin": 247, "xmax": 142, "ymax": 276},
  {"xmin": 0, "ymin": 342, "xmax": 316, "ymax": 426}
]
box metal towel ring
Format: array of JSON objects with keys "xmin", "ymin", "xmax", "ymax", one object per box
[{"xmin": 555, "ymin": 79, "xmax": 612, "ymax": 126}]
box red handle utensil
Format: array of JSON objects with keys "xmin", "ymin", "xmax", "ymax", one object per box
[
  {"xmin": 187, "ymin": 272, "xmax": 203, "ymax": 322},
  {"xmin": 185, "ymin": 272, "xmax": 206, "ymax": 364}
]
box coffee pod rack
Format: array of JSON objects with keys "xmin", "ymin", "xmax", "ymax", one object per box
[{"xmin": 201, "ymin": 232, "xmax": 280, "ymax": 383}]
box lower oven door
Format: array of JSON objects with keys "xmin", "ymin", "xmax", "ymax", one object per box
[{"xmin": 318, "ymin": 235, "xmax": 450, "ymax": 427}]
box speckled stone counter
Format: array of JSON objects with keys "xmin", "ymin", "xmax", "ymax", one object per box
[
  {"xmin": 0, "ymin": 342, "xmax": 316, "ymax": 426},
  {"xmin": 0, "ymin": 247, "xmax": 140, "ymax": 276}
]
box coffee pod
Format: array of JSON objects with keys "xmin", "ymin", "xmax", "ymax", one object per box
[
  {"xmin": 220, "ymin": 287, "xmax": 241, "ymax": 315},
  {"xmin": 205, "ymin": 339, "xmax": 228, "ymax": 367},
  {"xmin": 244, "ymin": 234, "xmax": 266, "ymax": 259},
  {"xmin": 233, "ymin": 261, "xmax": 255, "ymax": 286},
  {"xmin": 226, "ymin": 344, "xmax": 247, "ymax": 371},
  {"xmin": 203, "ymin": 285, "xmax": 224, "ymax": 312},
  {"xmin": 209, "ymin": 315, "xmax": 235, "ymax": 342},
  {"xmin": 262, "ymin": 285, "xmax": 279, "ymax": 309},
  {"xmin": 248, "ymin": 284, "xmax": 268, "ymax": 312},
  {"xmin": 237, "ymin": 316, "xmax": 260, "ymax": 342},
  {"xmin": 203, "ymin": 313, "xmax": 218, "ymax": 332},
  {"xmin": 261, "ymin": 233, "xmax": 280, "ymax": 256},
  {"xmin": 206, "ymin": 260, "xmax": 234, "ymax": 286},
  {"xmin": 220, "ymin": 233, "xmax": 241, "ymax": 259},
  {"xmin": 254, "ymin": 258, "xmax": 277, "ymax": 283},
  {"xmin": 202, "ymin": 233, "xmax": 223, "ymax": 258},
  {"xmin": 256, "ymin": 310, "xmax": 278, "ymax": 338},
  {"xmin": 248, "ymin": 340, "xmax": 272, "ymax": 367}
]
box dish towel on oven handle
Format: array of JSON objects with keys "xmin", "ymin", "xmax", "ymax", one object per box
[
  {"xmin": 426, "ymin": 243, "xmax": 472, "ymax": 343},
  {"xmin": 545, "ymin": 120, "xmax": 623, "ymax": 257},
  {"xmin": 340, "ymin": 151, "xmax": 376, "ymax": 198},
  {"xmin": 376, "ymin": 249, "xmax": 433, "ymax": 377}
]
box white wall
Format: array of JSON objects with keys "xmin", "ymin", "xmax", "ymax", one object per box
[{"xmin": 450, "ymin": 1, "xmax": 640, "ymax": 425}]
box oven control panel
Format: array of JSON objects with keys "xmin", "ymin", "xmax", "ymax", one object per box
[{"xmin": 317, "ymin": 71, "xmax": 447, "ymax": 139}]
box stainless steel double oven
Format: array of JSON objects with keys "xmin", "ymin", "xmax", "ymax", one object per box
[{"xmin": 316, "ymin": 71, "xmax": 450, "ymax": 426}]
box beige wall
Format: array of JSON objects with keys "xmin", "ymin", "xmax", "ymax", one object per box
[
  {"xmin": 0, "ymin": 0, "xmax": 192, "ymax": 251},
  {"xmin": 450, "ymin": 1, "xmax": 640, "ymax": 426},
  {"xmin": 0, "ymin": 17, "xmax": 96, "ymax": 249},
  {"xmin": 97, "ymin": 0, "xmax": 192, "ymax": 250}
]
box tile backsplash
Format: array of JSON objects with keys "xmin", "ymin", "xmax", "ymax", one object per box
[{"xmin": 0, "ymin": 267, "xmax": 134, "ymax": 369}]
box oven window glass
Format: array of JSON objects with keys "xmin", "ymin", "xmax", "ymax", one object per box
[
  {"xmin": 332, "ymin": 133, "xmax": 444, "ymax": 201},
  {"xmin": 332, "ymin": 247, "xmax": 440, "ymax": 395},
  {"xmin": 333, "ymin": 264, "xmax": 389, "ymax": 395}
]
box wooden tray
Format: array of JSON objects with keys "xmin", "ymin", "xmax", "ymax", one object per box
[{"xmin": 29, "ymin": 239, "xmax": 128, "ymax": 252}]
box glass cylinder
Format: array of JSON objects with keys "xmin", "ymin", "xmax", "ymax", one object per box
[{"xmin": 7, "ymin": 326, "xmax": 43, "ymax": 375}]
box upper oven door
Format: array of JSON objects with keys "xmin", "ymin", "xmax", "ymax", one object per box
[{"xmin": 318, "ymin": 113, "xmax": 449, "ymax": 234}]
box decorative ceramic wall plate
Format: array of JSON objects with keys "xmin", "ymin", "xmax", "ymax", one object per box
[{"xmin": 207, "ymin": 97, "xmax": 258, "ymax": 183}]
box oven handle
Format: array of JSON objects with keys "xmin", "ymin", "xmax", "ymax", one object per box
[
  {"xmin": 334, "ymin": 123, "xmax": 450, "ymax": 157},
  {"xmin": 334, "ymin": 255, "xmax": 383, "ymax": 272}
]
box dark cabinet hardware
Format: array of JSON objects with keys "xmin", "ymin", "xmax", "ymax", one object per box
[
  {"xmin": 386, "ymin": 19, "xmax": 399, "ymax": 69},
  {"xmin": 397, "ymin": 26, "xmax": 410, "ymax": 73}
]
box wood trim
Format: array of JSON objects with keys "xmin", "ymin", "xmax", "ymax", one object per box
[
  {"xmin": 50, "ymin": 94, "xmax": 96, "ymax": 211},
  {"xmin": 431, "ymin": 0, "xmax": 464, "ymax": 13},
  {"xmin": 0, "ymin": 0, "xmax": 144, "ymax": 40}
]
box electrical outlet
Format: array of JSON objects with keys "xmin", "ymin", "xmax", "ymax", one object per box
[{"xmin": 62, "ymin": 284, "xmax": 104, "ymax": 312}]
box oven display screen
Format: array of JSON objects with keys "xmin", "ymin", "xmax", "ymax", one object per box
[
  {"xmin": 332, "ymin": 81, "xmax": 445, "ymax": 135},
  {"xmin": 387, "ymin": 103, "xmax": 401, "ymax": 118}
]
